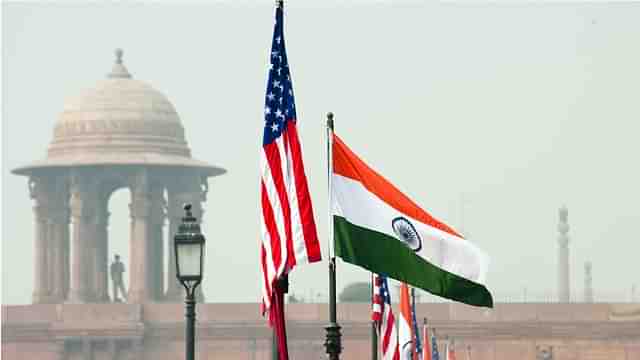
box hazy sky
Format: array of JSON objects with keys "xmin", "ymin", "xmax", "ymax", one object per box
[{"xmin": 2, "ymin": 1, "xmax": 639, "ymax": 305}]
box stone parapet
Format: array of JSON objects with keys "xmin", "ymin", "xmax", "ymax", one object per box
[
  {"xmin": 3, "ymin": 303, "xmax": 639, "ymax": 325},
  {"xmin": 3, "ymin": 303, "xmax": 640, "ymax": 360}
]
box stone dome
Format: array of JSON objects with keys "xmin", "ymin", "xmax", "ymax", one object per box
[{"xmin": 13, "ymin": 49, "xmax": 225, "ymax": 177}]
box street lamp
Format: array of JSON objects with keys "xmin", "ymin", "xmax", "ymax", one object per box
[{"xmin": 175, "ymin": 203, "xmax": 206, "ymax": 360}]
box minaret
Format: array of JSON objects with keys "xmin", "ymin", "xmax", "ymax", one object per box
[
  {"xmin": 557, "ymin": 205, "xmax": 570, "ymax": 302},
  {"xmin": 584, "ymin": 261, "xmax": 593, "ymax": 303}
]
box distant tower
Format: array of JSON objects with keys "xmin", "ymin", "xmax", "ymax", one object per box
[
  {"xmin": 584, "ymin": 262, "xmax": 593, "ymax": 303},
  {"xmin": 557, "ymin": 205, "xmax": 570, "ymax": 302}
]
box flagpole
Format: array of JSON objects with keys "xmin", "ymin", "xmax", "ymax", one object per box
[
  {"xmin": 411, "ymin": 287, "xmax": 417, "ymax": 360},
  {"xmin": 272, "ymin": 275, "xmax": 289, "ymax": 360},
  {"xmin": 371, "ymin": 273, "xmax": 378, "ymax": 360},
  {"xmin": 272, "ymin": 5, "xmax": 288, "ymax": 359},
  {"xmin": 423, "ymin": 318, "xmax": 428, "ymax": 360},
  {"xmin": 324, "ymin": 112, "xmax": 342, "ymax": 360}
]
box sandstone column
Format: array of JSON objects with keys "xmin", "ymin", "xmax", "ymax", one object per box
[
  {"xmin": 557, "ymin": 205, "xmax": 570, "ymax": 303},
  {"xmin": 128, "ymin": 170, "xmax": 152, "ymax": 303},
  {"xmin": 94, "ymin": 202, "xmax": 110, "ymax": 302},
  {"xmin": 149, "ymin": 185, "xmax": 166, "ymax": 301},
  {"xmin": 30, "ymin": 179, "xmax": 50, "ymax": 303},
  {"xmin": 29, "ymin": 176, "xmax": 54, "ymax": 303},
  {"xmin": 67, "ymin": 175, "xmax": 96, "ymax": 303},
  {"xmin": 62, "ymin": 214, "xmax": 70, "ymax": 301},
  {"xmin": 47, "ymin": 175, "xmax": 70, "ymax": 303},
  {"xmin": 49, "ymin": 206, "xmax": 70, "ymax": 302}
]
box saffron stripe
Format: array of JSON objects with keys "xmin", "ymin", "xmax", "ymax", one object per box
[
  {"xmin": 332, "ymin": 134, "xmax": 463, "ymax": 239},
  {"xmin": 332, "ymin": 173, "xmax": 489, "ymax": 285}
]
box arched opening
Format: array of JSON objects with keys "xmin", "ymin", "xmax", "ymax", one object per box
[{"xmin": 108, "ymin": 187, "xmax": 132, "ymax": 302}]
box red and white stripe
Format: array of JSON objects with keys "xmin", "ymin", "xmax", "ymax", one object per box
[
  {"xmin": 372, "ymin": 275, "xmax": 400, "ymax": 360},
  {"xmin": 372, "ymin": 274, "xmax": 383, "ymax": 323},
  {"xmin": 260, "ymin": 121, "xmax": 322, "ymax": 314},
  {"xmin": 381, "ymin": 298, "xmax": 400, "ymax": 360}
]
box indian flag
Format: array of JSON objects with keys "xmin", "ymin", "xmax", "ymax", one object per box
[
  {"xmin": 398, "ymin": 283, "xmax": 414, "ymax": 360},
  {"xmin": 331, "ymin": 134, "xmax": 493, "ymax": 308}
]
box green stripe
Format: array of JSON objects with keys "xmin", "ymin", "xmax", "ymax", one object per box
[{"xmin": 334, "ymin": 215, "xmax": 493, "ymax": 308}]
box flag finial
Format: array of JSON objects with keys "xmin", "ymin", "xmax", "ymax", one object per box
[{"xmin": 327, "ymin": 112, "xmax": 334, "ymax": 130}]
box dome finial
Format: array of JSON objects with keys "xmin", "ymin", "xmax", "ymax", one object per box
[
  {"xmin": 115, "ymin": 48, "xmax": 124, "ymax": 64},
  {"xmin": 108, "ymin": 48, "xmax": 131, "ymax": 79}
]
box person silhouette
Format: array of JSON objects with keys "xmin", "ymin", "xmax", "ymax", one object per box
[{"xmin": 110, "ymin": 254, "xmax": 127, "ymax": 302}]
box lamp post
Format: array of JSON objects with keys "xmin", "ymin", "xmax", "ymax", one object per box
[{"xmin": 174, "ymin": 204, "xmax": 206, "ymax": 360}]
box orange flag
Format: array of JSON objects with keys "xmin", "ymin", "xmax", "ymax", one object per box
[
  {"xmin": 399, "ymin": 283, "xmax": 414, "ymax": 360},
  {"xmin": 422, "ymin": 322, "xmax": 431, "ymax": 360}
]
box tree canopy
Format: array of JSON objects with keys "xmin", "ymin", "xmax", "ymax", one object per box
[{"xmin": 339, "ymin": 282, "xmax": 371, "ymax": 303}]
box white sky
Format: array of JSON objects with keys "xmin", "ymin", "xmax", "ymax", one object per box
[{"xmin": 2, "ymin": 1, "xmax": 640, "ymax": 304}]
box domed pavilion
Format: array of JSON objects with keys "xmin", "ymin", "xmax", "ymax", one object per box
[{"xmin": 12, "ymin": 49, "xmax": 225, "ymax": 304}]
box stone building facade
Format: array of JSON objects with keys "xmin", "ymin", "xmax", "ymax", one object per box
[{"xmin": 2, "ymin": 302, "xmax": 640, "ymax": 360}]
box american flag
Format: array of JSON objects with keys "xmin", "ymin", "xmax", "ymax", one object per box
[
  {"xmin": 372, "ymin": 274, "xmax": 383, "ymax": 322},
  {"xmin": 373, "ymin": 275, "xmax": 400, "ymax": 360},
  {"xmin": 411, "ymin": 290, "xmax": 422, "ymax": 359},
  {"xmin": 430, "ymin": 329, "xmax": 441, "ymax": 360},
  {"xmin": 260, "ymin": 1, "xmax": 322, "ymax": 315}
]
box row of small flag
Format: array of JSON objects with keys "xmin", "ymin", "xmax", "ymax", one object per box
[{"xmin": 373, "ymin": 275, "xmax": 461, "ymax": 360}]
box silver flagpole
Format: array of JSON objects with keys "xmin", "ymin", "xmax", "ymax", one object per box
[{"xmin": 324, "ymin": 112, "xmax": 342, "ymax": 360}]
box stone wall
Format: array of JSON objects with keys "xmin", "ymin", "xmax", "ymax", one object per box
[{"xmin": 2, "ymin": 303, "xmax": 639, "ymax": 360}]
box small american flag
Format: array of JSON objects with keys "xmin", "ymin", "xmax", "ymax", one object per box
[
  {"xmin": 431, "ymin": 329, "xmax": 441, "ymax": 360},
  {"xmin": 372, "ymin": 274, "xmax": 383, "ymax": 323},
  {"xmin": 412, "ymin": 290, "xmax": 422, "ymax": 359},
  {"xmin": 260, "ymin": 1, "xmax": 321, "ymax": 315},
  {"xmin": 374, "ymin": 275, "xmax": 400, "ymax": 360}
]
